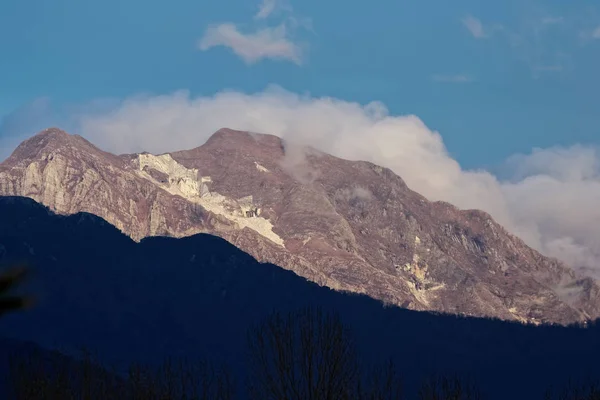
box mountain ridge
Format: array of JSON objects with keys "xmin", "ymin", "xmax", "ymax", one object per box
[{"xmin": 1, "ymin": 127, "xmax": 598, "ymax": 325}]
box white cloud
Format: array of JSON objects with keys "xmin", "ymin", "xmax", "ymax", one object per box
[
  {"xmin": 68, "ymin": 86, "xmax": 600, "ymax": 278},
  {"xmin": 199, "ymin": 0, "xmax": 307, "ymax": 65},
  {"xmin": 199, "ymin": 23, "xmax": 303, "ymax": 65},
  {"xmin": 431, "ymin": 74, "xmax": 475, "ymax": 83},
  {"xmin": 255, "ymin": 0, "xmax": 278, "ymax": 20},
  {"xmin": 461, "ymin": 15, "xmax": 487, "ymax": 39},
  {"xmin": 593, "ymin": 26, "xmax": 600, "ymax": 38}
]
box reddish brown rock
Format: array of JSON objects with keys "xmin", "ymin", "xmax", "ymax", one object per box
[{"xmin": 1, "ymin": 127, "xmax": 599, "ymax": 325}]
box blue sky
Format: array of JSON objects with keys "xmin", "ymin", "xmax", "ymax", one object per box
[
  {"xmin": 2, "ymin": 0, "xmax": 600, "ymax": 274},
  {"xmin": 1, "ymin": 0, "xmax": 599, "ymax": 169}
]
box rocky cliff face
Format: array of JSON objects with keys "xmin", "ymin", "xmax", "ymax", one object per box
[{"xmin": 1, "ymin": 127, "xmax": 599, "ymax": 325}]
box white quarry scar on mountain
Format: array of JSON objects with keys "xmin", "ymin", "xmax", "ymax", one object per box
[
  {"xmin": 254, "ymin": 161, "xmax": 269, "ymax": 173},
  {"xmin": 136, "ymin": 153, "xmax": 284, "ymax": 246}
]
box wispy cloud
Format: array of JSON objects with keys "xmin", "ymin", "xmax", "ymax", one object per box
[
  {"xmin": 199, "ymin": 0, "xmax": 308, "ymax": 65},
  {"xmin": 461, "ymin": 10, "xmax": 584, "ymax": 78},
  {"xmin": 533, "ymin": 65, "xmax": 563, "ymax": 72},
  {"xmin": 530, "ymin": 62, "xmax": 569, "ymax": 80},
  {"xmin": 254, "ymin": 0, "xmax": 277, "ymax": 20},
  {"xmin": 461, "ymin": 15, "xmax": 487, "ymax": 39},
  {"xmin": 199, "ymin": 23, "xmax": 303, "ymax": 65},
  {"xmin": 577, "ymin": 25, "xmax": 600, "ymax": 42},
  {"xmin": 541, "ymin": 16, "xmax": 564, "ymax": 25},
  {"xmin": 431, "ymin": 74, "xmax": 475, "ymax": 83}
]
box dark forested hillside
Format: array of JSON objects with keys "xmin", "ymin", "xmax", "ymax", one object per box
[{"xmin": 0, "ymin": 196, "xmax": 599, "ymax": 399}]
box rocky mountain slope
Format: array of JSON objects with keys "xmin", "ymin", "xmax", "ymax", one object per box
[{"xmin": 1, "ymin": 127, "xmax": 599, "ymax": 325}]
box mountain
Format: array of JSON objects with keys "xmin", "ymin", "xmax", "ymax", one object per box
[
  {"xmin": 0, "ymin": 127, "xmax": 599, "ymax": 325},
  {"xmin": 0, "ymin": 196, "xmax": 599, "ymax": 400}
]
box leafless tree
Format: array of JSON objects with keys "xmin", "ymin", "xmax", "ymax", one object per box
[
  {"xmin": 247, "ymin": 306, "xmax": 360, "ymax": 400},
  {"xmin": 544, "ymin": 379, "xmax": 600, "ymax": 400},
  {"xmin": 9, "ymin": 349, "xmax": 234, "ymax": 400},
  {"xmin": 127, "ymin": 357, "xmax": 234, "ymax": 400},
  {"xmin": 358, "ymin": 359, "xmax": 404, "ymax": 400},
  {"xmin": 418, "ymin": 374, "xmax": 483, "ymax": 400},
  {"xmin": 9, "ymin": 348, "xmax": 121, "ymax": 400}
]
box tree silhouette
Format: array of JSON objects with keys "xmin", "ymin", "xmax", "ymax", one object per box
[
  {"xmin": 9, "ymin": 350, "xmax": 234, "ymax": 400},
  {"xmin": 127, "ymin": 357, "xmax": 234, "ymax": 400},
  {"xmin": 544, "ymin": 379, "xmax": 600, "ymax": 400},
  {"xmin": 418, "ymin": 374, "xmax": 482, "ymax": 400},
  {"xmin": 246, "ymin": 306, "xmax": 360, "ymax": 400},
  {"xmin": 359, "ymin": 359, "xmax": 404, "ymax": 400},
  {"xmin": 9, "ymin": 348, "xmax": 123, "ymax": 400},
  {"xmin": 0, "ymin": 264, "xmax": 32, "ymax": 317}
]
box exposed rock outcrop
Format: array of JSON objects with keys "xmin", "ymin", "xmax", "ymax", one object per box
[{"xmin": 1, "ymin": 127, "xmax": 599, "ymax": 325}]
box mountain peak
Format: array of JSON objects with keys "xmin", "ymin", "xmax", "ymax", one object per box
[
  {"xmin": 1, "ymin": 127, "xmax": 123, "ymax": 170},
  {"xmin": 37, "ymin": 127, "xmax": 71, "ymax": 139},
  {"xmin": 203, "ymin": 128, "xmax": 250, "ymax": 146},
  {"xmin": 172, "ymin": 128, "xmax": 284, "ymax": 162},
  {"xmin": 204, "ymin": 128, "xmax": 282, "ymax": 149},
  {"xmin": 1, "ymin": 128, "xmax": 75, "ymax": 166},
  {"xmin": 28, "ymin": 127, "xmax": 73, "ymax": 147}
]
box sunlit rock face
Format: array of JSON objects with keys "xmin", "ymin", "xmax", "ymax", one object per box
[{"xmin": 2, "ymin": 127, "xmax": 600, "ymax": 325}]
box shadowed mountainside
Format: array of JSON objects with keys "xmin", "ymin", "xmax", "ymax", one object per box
[{"xmin": 0, "ymin": 196, "xmax": 599, "ymax": 399}]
